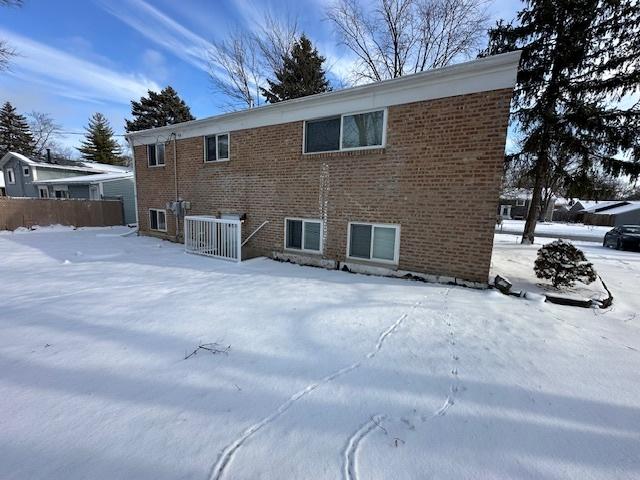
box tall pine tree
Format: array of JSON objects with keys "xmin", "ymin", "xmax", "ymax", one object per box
[
  {"xmin": 77, "ymin": 113, "xmax": 122, "ymax": 165},
  {"xmin": 125, "ymin": 86, "xmax": 195, "ymax": 132},
  {"xmin": 484, "ymin": 0, "xmax": 640, "ymax": 243},
  {"xmin": 0, "ymin": 101, "xmax": 35, "ymax": 158},
  {"xmin": 261, "ymin": 35, "xmax": 331, "ymax": 103}
]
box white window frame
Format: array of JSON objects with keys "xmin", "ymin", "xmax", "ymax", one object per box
[
  {"xmin": 149, "ymin": 208, "xmax": 167, "ymax": 232},
  {"xmin": 283, "ymin": 217, "xmax": 323, "ymax": 254},
  {"xmin": 346, "ymin": 221, "xmax": 401, "ymax": 265},
  {"xmin": 500, "ymin": 205, "xmax": 511, "ymax": 217},
  {"xmin": 53, "ymin": 185, "xmax": 69, "ymax": 199},
  {"xmin": 6, "ymin": 167, "xmax": 15, "ymax": 184},
  {"xmin": 203, "ymin": 133, "xmax": 230, "ymax": 163},
  {"xmin": 147, "ymin": 143, "xmax": 166, "ymax": 167},
  {"xmin": 38, "ymin": 186, "xmax": 49, "ymax": 198},
  {"xmin": 515, "ymin": 198, "xmax": 526, "ymax": 207},
  {"xmin": 22, "ymin": 166, "xmax": 30, "ymax": 177},
  {"xmin": 303, "ymin": 108, "xmax": 388, "ymax": 154}
]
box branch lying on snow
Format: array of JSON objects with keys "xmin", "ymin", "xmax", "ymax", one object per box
[{"xmin": 184, "ymin": 343, "xmax": 230, "ymax": 360}]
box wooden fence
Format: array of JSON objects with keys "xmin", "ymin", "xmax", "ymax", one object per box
[{"xmin": 0, "ymin": 197, "xmax": 124, "ymax": 231}]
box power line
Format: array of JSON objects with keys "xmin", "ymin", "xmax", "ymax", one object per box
[{"xmin": 58, "ymin": 131, "xmax": 127, "ymax": 137}]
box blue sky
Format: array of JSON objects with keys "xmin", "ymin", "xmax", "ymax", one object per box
[{"xmin": 0, "ymin": 0, "xmax": 522, "ymax": 152}]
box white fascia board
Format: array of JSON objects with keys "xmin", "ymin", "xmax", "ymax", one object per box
[{"xmin": 127, "ymin": 51, "xmax": 521, "ymax": 146}]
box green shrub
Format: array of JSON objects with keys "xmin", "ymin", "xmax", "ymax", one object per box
[{"xmin": 534, "ymin": 240, "xmax": 597, "ymax": 288}]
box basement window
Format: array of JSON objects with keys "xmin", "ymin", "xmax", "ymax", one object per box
[
  {"xmin": 285, "ymin": 218, "xmax": 322, "ymax": 253},
  {"xmin": 149, "ymin": 208, "xmax": 167, "ymax": 232},
  {"xmin": 148, "ymin": 143, "xmax": 166, "ymax": 167},
  {"xmin": 204, "ymin": 133, "xmax": 230, "ymax": 162},
  {"xmin": 348, "ymin": 222, "xmax": 400, "ymax": 264},
  {"xmin": 304, "ymin": 109, "xmax": 386, "ymax": 153},
  {"xmin": 6, "ymin": 168, "xmax": 15, "ymax": 184}
]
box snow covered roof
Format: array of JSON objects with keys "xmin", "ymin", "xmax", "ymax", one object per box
[
  {"xmin": 590, "ymin": 202, "xmax": 640, "ymax": 216},
  {"xmin": 34, "ymin": 171, "xmax": 133, "ymax": 185},
  {"xmin": 0, "ymin": 152, "xmax": 130, "ymax": 174},
  {"xmin": 578, "ymin": 200, "xmax": 627, "ymax": 213}
]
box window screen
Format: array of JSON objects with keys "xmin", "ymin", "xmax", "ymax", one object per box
[
  {"xmin": 217, "ymin": 134, "xmax": 229, "ymax": 159},
  {"xmin": 349, "ymin": 224, "xmax": 372, "ymax": 259},
  {"xmin": 342, "ymin": 110, "xmax": 384, "ymax": 149},
  {"xmin": 156, "ymin": 143, "xmax": 165, "ymax": 165},
  {"xmin": 303, "ymin": 221, "xmax": 321, "ymax": 251},
  {"xmin": 305, "ymin": 117, "xmax": 341, "ymax": 153},
  {"xmin": 372, "ymin": 226, "xmax": 396, "ymax": 261}
]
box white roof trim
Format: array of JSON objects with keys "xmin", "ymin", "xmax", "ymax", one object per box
[
  {"xmin": 34, "ymin": 171, "xmax": 133, "ymax": 185},
  {"xmin": 126, "ymin": 51, "xmax": 521, "ymax": 146}
]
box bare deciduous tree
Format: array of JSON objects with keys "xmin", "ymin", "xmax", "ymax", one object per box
[
  {"xmin": 327, "ymin": 0, "xmax": 489, "ymax": 83},
  {"xmin": 0, "ymin": 0, "xmax": 23, "ymax": 71},
  {"xmin": 207, "ymin": 12, "xmax": 298, "ymax": 110},
  {"xmin": 28, "ymin": 111, "xmax": 62, "ymax": 158}
]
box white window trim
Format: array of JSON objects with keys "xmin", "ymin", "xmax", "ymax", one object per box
[
  {"xmin": 203, "ymin": 132, "xmax": 230, "ymax": 163},
  {"xmin": 346, "ymin": 221, "xmax": 401, "ymax": 265},
  {"xmin": 53, "ymin": 185, "xmax": 69, "ymax": 198},
  {"xmin": 147, "ymin": 143, "xmax": 166, "ymax": 167},
  {"xmin": 22, "ymin": 166, "xmax": 30, "ymax": 176},
  {"xmin": 302, "ymin": 108, "xmax": 388, "ymax": 154},
  {"xmin": 149, "ymin": 208, "xmax": 167, "ymax": 232},
  {"xmin": 6, "ymin": 167, "xmax": 15, "ymax": 184},
  {"xmin": 283, "ymin": 217, "xmax": 323, "ymax": 254},
  {"xmin": 38, "ymin": 186, "xmax": 49, "ymax": 198},
  {"xmin": 515, "ymin": 199, "xmax": 526, "ymax": 207}
]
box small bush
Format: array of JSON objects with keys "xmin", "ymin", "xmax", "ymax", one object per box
[{"xmin": 534, "ymin": 240, "xmax": 597, "ymax": 288}]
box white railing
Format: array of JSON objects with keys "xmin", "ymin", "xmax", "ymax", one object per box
[{"xmin": 184, "ymin": 216, "xmax": 242, "ymax": 262}]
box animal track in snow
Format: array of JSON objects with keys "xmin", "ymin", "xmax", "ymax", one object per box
[
  {"xmin": 209, "ymin": 303, "xmax": 421, "ymax": 480},
  {"xmin": 343, "ymin": 415, "xmax": 387, "ymax": 480}
]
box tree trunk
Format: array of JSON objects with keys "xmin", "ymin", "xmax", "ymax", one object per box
[{"xmin": 522, "ymin": 150, "xmax": 548, "ymax": 244}]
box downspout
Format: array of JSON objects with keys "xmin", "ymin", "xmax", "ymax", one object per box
[
  {"xmin": 171, "ymin": 132, "xmax": 179, "ymax": 239},
  {"xmin": 126, "ymin": 136, "xmax": 140, "ymax": 231}
]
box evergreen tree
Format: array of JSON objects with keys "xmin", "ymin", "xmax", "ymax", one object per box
[
  {"xmin": 0, "ymin": 101, "xmax": 35, "ymax": 158},
  {"xmin": 484, "ymin": 0, "xmax": 640, "ymax": 244},
  {"xmin": 77, "ymin": 113, "xmax": 122, "ymax": 165},
  {"xmin": 125, "ymin": 86, "xmax": 195, "ymax": 132},
  {"xmin": 534, "ymin": 240, "xmax": 597, "ymax": 288},
  {"xmin": 261, "ymin": 34, "xmax": 331, "ymax": 103}
]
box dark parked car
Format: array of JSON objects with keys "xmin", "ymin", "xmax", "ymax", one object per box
[{"xmin": 603, "ymin": 225, "xmax": 640, "ymax": 250}]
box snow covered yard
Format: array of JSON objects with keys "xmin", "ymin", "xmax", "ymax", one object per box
[
  {"xmin": 1, "ymin": 227, "xmax": 639, "ymax": 480},
  {"xmin": 497, "ymin": 219, "xmax": 611, "ymax": 241}
]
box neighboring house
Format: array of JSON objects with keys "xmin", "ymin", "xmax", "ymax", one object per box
[
  {"xmin": 498, "ymin": 188, "xmax": 555, "ymax": 221},
  {"xmin": 33, "ymin": 171, "xmax": 136, "ymax": 224},
  {"xmin": 0, "ymin": 152, "xmax": 129, "ymax": 199},
  {"xmin": 125, "ymin": 52, "xmax": 521, "ymax": 285},
  {"xmin": 0, "ymin": 169, "xmax": 5, "ymax": 196},
  {"xmin": 578, "ymin": 201, "xmax": 640, "ymax": 226}
]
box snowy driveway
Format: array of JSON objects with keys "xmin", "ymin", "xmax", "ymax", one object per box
[{"xmin": 1, "ymin": 227, "xmax": 639, "ymax": 479}]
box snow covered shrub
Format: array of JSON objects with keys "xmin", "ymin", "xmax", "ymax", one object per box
[{"xmin": 534, "ymin": 240, "xmax": 597, "ymax": 288}]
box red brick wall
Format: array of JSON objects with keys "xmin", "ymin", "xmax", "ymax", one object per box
[{"xmin": 134, "ymin": 89, "xmax": 512, "ymax": 283}]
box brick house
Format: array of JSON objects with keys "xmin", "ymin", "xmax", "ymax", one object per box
[{"xmin": 126, "ymin": 52, "xmax": 520, "ymax": 286}]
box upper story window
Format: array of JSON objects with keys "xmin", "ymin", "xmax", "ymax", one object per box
[
  {"xmin": 205, "ymin": 133, "xmax": 230, "ymax": 162},
  {"xmin": 148, "ymin": 143, "xmax": 166, "ymax": 167},
  {"xmin": 22, "ymin": 166, "xmax": 30, "ymax": 176},
  {"xmin": 304, "ymin": 109, "xmax": 386, "ymax": 154},
  {"xmin": 515, "ymin": 199, "xmax": 526, "ymax": 206},
  {"xmin": 6, "ymin": 167, "xmax": 15, "ymax": 184}
]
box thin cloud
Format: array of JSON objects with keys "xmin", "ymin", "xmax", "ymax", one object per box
[
  {"xmin": 97, "ymin": 0, "xmax": 213, "ymax": 72},
  {"xmin": 0, "ymin": 28, "xmax": 159, "ymax": 104}
]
